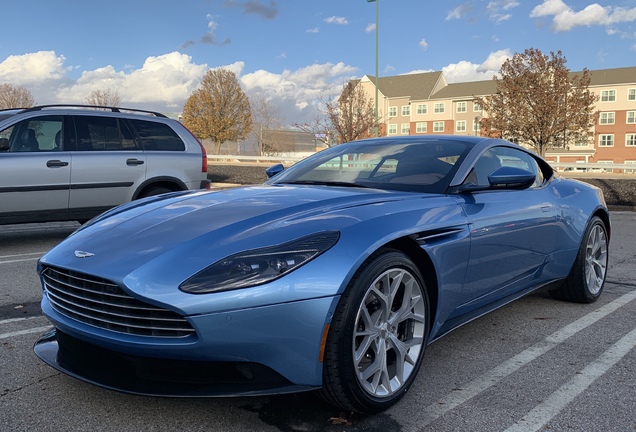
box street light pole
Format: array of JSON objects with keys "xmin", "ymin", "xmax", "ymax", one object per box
[{"xmin": 368, "ymin": 0, "xmax": 379, "ymax": 137}]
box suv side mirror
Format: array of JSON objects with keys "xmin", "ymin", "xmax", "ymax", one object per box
[{"xmin": 266, "ymin": 163, "xmax": 284, "ymax": 179}]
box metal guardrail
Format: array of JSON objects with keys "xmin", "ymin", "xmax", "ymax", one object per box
[{"xmin": 208, "ymin": 156, "xmax": 635, "ymax": 174}]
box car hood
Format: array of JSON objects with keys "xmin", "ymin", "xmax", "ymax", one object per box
[{"xmin": 40, "ymin": 185, "xmax": 431, "ymax": 280}]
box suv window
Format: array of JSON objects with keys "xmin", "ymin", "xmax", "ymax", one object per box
[
  {"xmin": 128, "ymin": 119, "xmax": 186, "ymax": 151},
  {"xmin": 1, "ymin": 115, "xmax": 63, "ymax": 152},
  {"xmin": 74, "ymin": 116, "xmax": 138, "ymax": 151}
]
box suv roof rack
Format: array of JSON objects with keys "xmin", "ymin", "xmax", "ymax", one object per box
[{"xmin": 20, "ymin": 104, "xmax": 168, "ymax": 118}]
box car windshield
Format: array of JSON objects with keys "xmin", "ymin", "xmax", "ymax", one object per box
[{"xmin": 268, "ymin": 138, "xmax": 472, "ymax": 194}]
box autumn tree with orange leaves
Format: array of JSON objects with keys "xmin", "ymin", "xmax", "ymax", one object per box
[
  {"xmin": 182, "ymin": 68, "xmax": 252, "ymax": 154},
  {"xmin": 475, "ymin": 48, "xmax": 598, "ymax": 157}
]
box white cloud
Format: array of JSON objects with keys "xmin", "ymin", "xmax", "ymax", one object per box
[
  {"xmin": 442, "ymin": 50, "xmax": 511, "ymax": 82},
  {"xmin": 446, "ymin": 5, "xmax": 469, "ymax": 21},
  {"xmin": 419, "ymin": 39, "xmax": 429, "ymax": 50},
  {"xmin": 366, "ymin": 23, "xmax": 376, "ymax": 33},
  {"xmin": 0, "ymin": 51, "xmax": 68, "ymax": 84},
  {"xmin": 240, "ymin": 62, "xmax": 358, "ymax": 123},
  {"xmin": 530, "ymin": 0, "xmax": 636, "ymax": 32},
  {"xmin": 324, "ymin": 16, "xmax": 348, "ymax": 25},
  {"xmin": 55, "ymin": 52, "xmax": 208, "ymax": 107}
]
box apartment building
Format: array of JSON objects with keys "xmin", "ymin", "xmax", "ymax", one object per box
[{"xmin": 358, "ymin": 66, "xmax": 636, "ymax": 171}]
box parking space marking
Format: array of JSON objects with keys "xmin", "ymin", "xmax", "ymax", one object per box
[
  {"xmin": 0, "ymin": 252, "xmax": 45, "ymax": 265},
  {"xmin": 0, "ymin": 316, "xmax": 43, "ymax": 326},
  {"xmin": 0, "ymin": 325, "xmax": 51, "ymax": 340},
  {"xmin": 409, "ymin": 289, "xmax": 636, "ymax": 430},
  {"xmin": 505, "ymin": 326, "xmax": 636, "ymax": 432}
]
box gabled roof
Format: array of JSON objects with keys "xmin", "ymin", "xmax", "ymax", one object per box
[
  {"xmin": 586, "ymin": 66, "xmax": 636, "ymax": 86},
  {"xmin": 366, "ymin": 71, "xmax": 444, "ymax": 100},
  {"xmin": 429, "ymin": 79, "xmax": 497, "ymax": 100}
]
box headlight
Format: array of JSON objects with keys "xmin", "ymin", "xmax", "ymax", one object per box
[{"xmin": 179, "ymin": 231, "xmax": 340, "ymax": 294}]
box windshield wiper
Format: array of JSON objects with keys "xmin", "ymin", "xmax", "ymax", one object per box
[{"xmin": 278, "ymin": 180, "xmax": 370, "ymax": 188}]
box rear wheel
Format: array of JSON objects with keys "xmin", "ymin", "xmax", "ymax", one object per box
[
  {"xmin": 321, "ymin": 249, "xmax": 430, "ymax": 413},
  {"xmin": 550, "ymin": 216, "xmax": 608, "ymax": 303},
  {"xmin": 138, "ymin": 186, "xmax": 172, "ymax": 198}
]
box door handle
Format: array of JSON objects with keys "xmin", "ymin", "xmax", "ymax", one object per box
[
  {"xmin": 126, "ymin": 158, "xmax": 145, "ymax": 166},
  {"xmin": 46, "ymin": 160, "xmax": 69, "ymax": 167}
]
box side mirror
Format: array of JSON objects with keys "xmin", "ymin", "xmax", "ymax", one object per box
[
  {"xmin": 451, "ymin": 166, "xmax": 536, "ymax": 193},
  {"xmin": 488, "ymin": 166, "xmax": 536, "ymax": 189},
  {"xmin": 265, "ymin": 163, "xmax": 284, "ymax": 179}
]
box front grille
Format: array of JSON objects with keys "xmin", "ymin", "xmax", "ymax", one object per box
[{"xmin": 41, "ymin": 266, "xmax": 195, "ymax": 338}]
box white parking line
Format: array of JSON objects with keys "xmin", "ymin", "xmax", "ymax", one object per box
[
  {"xmin": 505, "ymin": 326, "xmax": 636, "ymax": 432},
  {"xmin": 0, "ymin": 252, "xmax": 44, "ymax": 265},
  {"xmin": 409, "ymin": 289, "xmax": 636, "ymax": 430},
  {"xmin": 0, "ymin": 316, "xmax": 43, "ymax": 326},
  {"xmin": 0, "ymin": 326, "xmax": 51, "ymax": 340}
]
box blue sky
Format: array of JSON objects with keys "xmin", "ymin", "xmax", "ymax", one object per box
[{"xmin": 1, "ymin": 0, "xmax": 635, "ymax": 124}]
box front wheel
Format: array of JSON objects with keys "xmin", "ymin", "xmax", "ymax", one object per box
[
  {"xmin": 550, "ymin": 216, "xmax": 608, "ymax": 303},
  {"xmin": 321, "ymin": 249, "xmax": 430, "ymax": 413}
]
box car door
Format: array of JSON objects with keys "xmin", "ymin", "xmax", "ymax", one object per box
[
  {"xmin": 0, "ymin": 115, "xmax": 70, "ymax": 222},
  {"xmin": 453, "ymin": 146, "xmax": 559, "ymax": 315},
  {"xmin": 68, "ymin": 115, "xmax": 146, "ymax": 212}
]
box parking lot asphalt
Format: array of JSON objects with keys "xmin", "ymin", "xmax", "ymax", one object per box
[{"xmin": 1, "ymin": 213, "xmax": 635, "ymax": 432}]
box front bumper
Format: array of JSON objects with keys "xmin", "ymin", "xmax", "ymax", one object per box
[
  {"xmin": 36, "ymin": 293, "xmax": 340, "ymax": 396},
  {"xmin": 34, "ymin": 328, "xmax": 315, "ymax": 397}
]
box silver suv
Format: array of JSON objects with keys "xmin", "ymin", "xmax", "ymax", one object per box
[{"xmin": 0, "ymin": 105, "xmax": 210, "ymax": 225}]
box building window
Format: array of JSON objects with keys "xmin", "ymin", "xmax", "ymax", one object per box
[
  {"xmin": 625, "ymin": 161, "xmax": 636, "ymax": 174},
  {"xmin": 598, "ymin": 134, "xmax": 614, "ymax": 147},
  {"xmin": 626, "ymin": 134, "xmax": 636, "ymax": 146},
  {"xmin": 401, "ymin": 123, "xmax": 410, "ymax": 134},
  {"xmin": 628, "ymin": 89, "xmax": 636, "ymax": 101},
  {"xmin": 599, "ymin": 112, "xmax": 615, "ymax": 124},
  {"xmin": 416, "ymin": 122, "xmax": 427, "ymax": 133},
  {"xmin": 416, "ymin": 104, "xmax": 427, "ymax": 114},
  {"xmin": 473, "ymin": 118, "xmax": 481, "ymax": 133},
  {"xmin": 456, "ymin": 102, "xmax": 467, "ymax": 113},
  {"xmin": 627, "ymin": 111, "xmax": 636, "ymax": 124},
  {"xmin": 456, "ymin": 120, "xmax": 467, "ymax": 132},
  {"xmin": 401, "ymin": 105, "xmax": 411, "ymax": 116},
  {"xmin": 388, "ymin": 106, "xmax": 397, "ymax": 117},
  {"xmin": 433, "ymin": 121, "xmax": 444, "ymax": 132},
  {"xmin": 434, "ymin": 103, "xmax": 445, "ymax": 114},
  {"xmin": 473, "ymin": 102, "xmax": 483, "ymax": 112},
  {"xmin": 388, "ymin": 124, "xmax": 397, "ymax": 135},
  {"xmin": 601, "ymin": 90, "xmax": 616, "ymax": 102}
]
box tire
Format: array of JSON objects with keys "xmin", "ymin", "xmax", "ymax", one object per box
[
  {"xmin": 138, "ymin": 186, "xmax": 172, "ymax": 199},
  {"xmin": 321, "ymin": 248, "xmax": 430, "ymax": 414},
  {"xmin": 549, "ymin": 216, "xmax": 608, "ymax": 303}
]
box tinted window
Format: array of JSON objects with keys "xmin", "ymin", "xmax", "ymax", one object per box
[
  {"xmin": 74, "ymin": 116, "xmax": 137, "ymax": 151},
  {"xmin": 128, "ymin": 119, "xmax": 185, "ymax": 151},
  {"xmin": 468, "ymin": 146, "xmax": 543, "ymax": 188},
  {"xmin": 1, "ymin": 115, "xmax": 63, "ymax": 152},
  {"xmin": 269, "ymin": 139, "xmax": 470, "ymax": 194}
]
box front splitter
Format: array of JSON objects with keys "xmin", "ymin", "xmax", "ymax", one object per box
[{"xmin": 34, "ymin": 327, "xmax": 318, "ymax": 398}]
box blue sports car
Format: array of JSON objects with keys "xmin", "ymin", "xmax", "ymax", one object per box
[{"xmin": 34, "ymin": 136, "xmax": 609, "ymax": 414}]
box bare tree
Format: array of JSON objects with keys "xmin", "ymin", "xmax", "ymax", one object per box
[
  {"xmin": 0, "ymin": 84, "xmax": 35, "ymax": 109},
  {"xmin": 85, "ymin": 88, "xmax": 122, "ymax": 106},
  {"xmin": 295, "ymin": 81, "xmax": 379, "ymax": 147},
  {"xmin": 475, "ymin": 48, "xmax": 598, "ymax": 157},
  {"xmin": 250, "ymin": 94, "xmax": 285, "ymax": 155},
  {"xmin": 182, "ymin": 68, "xmax": 252, "ymax": 154}
]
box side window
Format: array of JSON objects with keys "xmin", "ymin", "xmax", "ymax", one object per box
[
  {"xmin": 2, "ymin": 116, "xmax": 63, "ymax": 152},
  {"xmin": 128, "ymin": 119, "xmax": 186, "ymax": 151},
  {"xmin": 465, "ymin": 147, "xmax": 543, "ymax": 188},
  {"xmin": 73, "ymin": 116, "xmax": 137, "ymax": 151}
]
